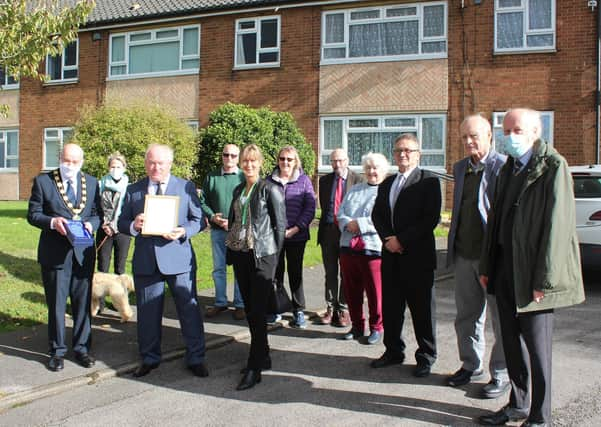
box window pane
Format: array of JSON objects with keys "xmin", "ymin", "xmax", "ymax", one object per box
[
  {"xmin": 386, "ymin": 7, "xmax": 416, "ymax": 17},
  {"xmin": 45, "ymin": 140, "xmax": 60, "ymax": 168},
  {"xmin": 130, "ymin": 42, "xmax": 180, "ymax": 73},
  {"xmin": 529, "ymin": 0, "xmax": 552, "ymax": 29},
  {"xmin": 385, "ymin": 118, "xmax": 415, "ymax": 127},
  {"xmin": 324, "ymin": 47, "xmax": 346, "ymax": 59},
  {"xmin": 7, "ymin": 75, "xmax": 17, "ymax": 85},
  {"xmin": 62, "ymin": 129, "xmax": 73, "ymax": 143},
  {"xmin": 348, "ymin": 132, "xmax": 397, "ymax": 165},
  {"xmin": 156, "ymin": 30, "xmax": 178, "ymax": 39},
  {"xmin": 349, "ymin": 21, "xmax": 418, "ymax": 57},
  {"xmin": 323, "ymin": 120, "xmax": 343, "ymax": 150},
  {"xmin": 322, "ymin": 154, "xmax": 330, "ymax": 165},
  {"xmin": 260, "ymin": 19, "xmax": 278, "ymax": 48},
  {"xmin": 181, "ymin": 59, "xmax": 199, "ymax": 69},
  {"xmin": 183, "ymin": 28, "xmax": 199, "ymax": 55},
  {"xmin": 7, "ymin": 132, "xmax": 18, "ymax": 155},
  {"xmin": 239, "ymin": 21, "xmax": 255, "ymax": 30},
  {"xmin": 7, "ymin": 158, "xmax": 18, "ymax": 168},
  {"xmin": 63, "ymin": 69, "xmax": 77, "ymax": 79},
  {"xmin": 423, "ymin": 5, "xmax": 445, "ymax": 38},
  {"xmin": 111, "ymin": 36, "xmax": 126, "ymax": 62},
  {"xmin": 541, "ymin": 114, "xmax": 552, "ymax": 142},
  {"xmin": 420, "ymin": 154, "xmax": 444, "ymax": 167},
  {"xmin": 350, "ymin": 10, "xmax": 379, "ymax": 20},
  {"xmin": 422, "ymin": 117, "xmax": 443, "ymax": 150},
  {"xmin": 325, "ymin": 14, "xmax": 344, "ymax": 43},
  {"xmin": 130, "ymin": 33, "xmax": 151, "ymax": 42},
  {"xmin": 422, "ymin": 41, "xmax": 446, "ymax": 53},
  {"xmin": 45, "ymin": 129, "xmax": 58, "ymax": 138},
  {"xmin": 64, "ymin": 42, "xmax": 77, "ymax": 66},
  {"xmin": 237, "ymin": 33, "xmax": 257, "ymax": 64},
  {"xmin": 526, "ymin": 34, "xmax": 553, "ymax": 47},
  {"xmin": 497, "ymin": 12, "xmax": 523, "ymax": 49},
  {"xmin": 258, "ymin": 52, "xmax": 278, "ymax": 63},
  {"xmin": 349, "ymin": 119, "xmax": 378, "ymax": 128},
  {"xmin": 499, "ymin": 0, "xmax": 522, "ymax": 6},
  {"xmin": 0, "ymin": 142, "xmax": 5, "ymax": 167},
  {"xmin": 47, "ymin": 56, "xmax": 62, "ymax": 80},
  {"xmin": 111, "ymin": 65, "xmax": 126, "ymax": 75}
]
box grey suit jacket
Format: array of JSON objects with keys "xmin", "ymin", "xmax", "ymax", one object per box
[{"xmin": 446, "ymin": 150, "xmax": 507, "ymax": 266}]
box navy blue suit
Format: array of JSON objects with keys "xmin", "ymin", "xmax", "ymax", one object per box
[
  {"xmin": 118, "ymin": 176, "xmax": 206, "ymax": 366},
  {"xmin": 27, "ymin": 170, "xmax": 101, "ymax": 357}
]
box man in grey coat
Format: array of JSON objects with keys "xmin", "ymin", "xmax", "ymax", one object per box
[{"xmin": 446, "ymin": 115, "xmax": 509, "ymax": 398}]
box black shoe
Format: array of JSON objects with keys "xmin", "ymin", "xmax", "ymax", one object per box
[
  {"xmin": 236, "ymin": 369, "xmax": 262, "ymax": 391},
  {"xmin": 478, "ymin": 405, "xmax": 529, "ymax": 425},
  {"xmin": 74, "ymin": 352, "xmax": 95, "ymax": 368},
  {"xmin": 133, "ymin": 363, "xmax": 160, "ymax": 378},
  {"xmin": 482, "ymin": 378, "xmax": 511, "ymax": 399},
  {"xmin": 342, "ymin": 328, "xmax": 364, "ymax": 340},
  {"xmin": 446, "ymin": 368, "xmax": 484, "ymax": 387},
  {"xmin": 48, "ymin": 355, "xmax": 64, "ymax": 372},
  {"xmin": 189, "ymin": 362, "xmax": 209, "ymax": 377},
  {"xmin": 240, "ymin": 357, "xmax": 272, "ymax": 374},
  {"xmin": 413, "ymin": 361, "xmax": 431, "ymax": 378},
  {"xmin": 370, "ymin": 353, "xmax": 404, "ymax": 368}
]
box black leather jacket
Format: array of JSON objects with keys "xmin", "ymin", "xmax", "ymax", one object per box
[{"xmin": 227, "ymin": 178, "xmax": 286, "ymax": 262}]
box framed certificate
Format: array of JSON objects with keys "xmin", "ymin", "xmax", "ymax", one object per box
[{"xmin": 142, "ymin": 195, "xmax": 180, "ymax": 235}]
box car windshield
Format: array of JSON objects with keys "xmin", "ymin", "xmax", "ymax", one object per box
[{"xmin": 573, "ymin": 175, "xmax": 601, "ymax": 198}]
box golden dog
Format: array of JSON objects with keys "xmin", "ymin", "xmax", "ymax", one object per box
[{"xmin": 91, "ymin": 272, "xmax": 135, "ymax": 322}]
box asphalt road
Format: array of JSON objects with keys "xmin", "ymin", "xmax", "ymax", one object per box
[{"xmin": 1, "ymin": 273, "xmax": 599, "ymax": 427}]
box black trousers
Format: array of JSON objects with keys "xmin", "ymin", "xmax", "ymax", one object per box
[
  {"xmin": 231, "ymin": 250, "xmax": 277, "ymax": 370},
  {"xmin": 96, "ymin": 228, "xmax": 131, "ymax": 274},
  {"xmin": 274, "ymin": 240, "xmax": 307, "ymax": 312},
  {"xmin": 381, "ymin": 252, "xmax": 437, "ymax": 366},
  {"xmin": 495, "ymin": 249, "xmax": 553, "ymax": 424},
  {"xmin": 320, "ymin": 223, "xmax": 347, "ymax": 310}
]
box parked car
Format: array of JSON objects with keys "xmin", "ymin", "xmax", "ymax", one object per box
[{"xmin": 570, "ymin": 165, "xmax": 601, "ymax": 271}]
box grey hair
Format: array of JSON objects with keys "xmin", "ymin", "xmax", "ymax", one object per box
[
  {"xmin": 362, "ymin": 152, "xmax": 390, "ymax": 173},
  {"xmin": 145, "ymin": 144, "xmax": 174, "ymax": 162}
]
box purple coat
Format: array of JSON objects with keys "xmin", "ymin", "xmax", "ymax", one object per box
[{"xmin": 267, "ymin": 168, "xmax": 316, "ymax": 243}]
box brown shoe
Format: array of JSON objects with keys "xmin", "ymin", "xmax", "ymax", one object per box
[
  {"xmin": 205, "ymin": 306, "xmax": 228, "ymax": 318},
  {"xmin": 316, "ymin": 307, "xmax": 333, "ymax": 325},
  {"xmin": 333, "ymin": 310, "xmax": 350, "ymax": 328},
  {"xmin": 233, "ymin": 307, "xmax": 246, "ymax": 321}
]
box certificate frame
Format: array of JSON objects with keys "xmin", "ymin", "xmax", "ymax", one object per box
[{"xmin": 142, "ymin": 195, "xmax": 180, "ymax": 236}]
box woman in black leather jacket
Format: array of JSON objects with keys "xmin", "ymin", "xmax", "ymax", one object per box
[{"xmin": 226, "ymin": 144, "xmax": 286, "ymax": 391}]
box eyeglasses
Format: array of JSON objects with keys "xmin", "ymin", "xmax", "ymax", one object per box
[
  {"xmin": 330, "ymin": 159, "xmax": 347, "ymax": 163},
  {"xmin": 393, "ymin": 148, "xmax": 419, "ymax": 154},
  {"xmin": 279, "ymin": 157, "xmax": 295, "ymax": 162},
  {"xmin": 222, "ymin": 153, "xmax": 238, "ymax": 158}
]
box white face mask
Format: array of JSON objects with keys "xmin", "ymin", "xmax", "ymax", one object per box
[
  {"xmin": 109, "ymin": 167, "xmax": 124, "ymax": 181},
  {"xmin": 60, "ymin": 162, "xmax": 81, "ymax": 180}
]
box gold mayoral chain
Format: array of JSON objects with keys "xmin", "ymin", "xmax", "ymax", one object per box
[{"xmin": 53, "ymin": 169, "xmax": 87, "ymax": 220}]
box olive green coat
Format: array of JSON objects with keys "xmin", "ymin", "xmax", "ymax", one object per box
[{"xmin": 480, "ymin": 140, "xmax": 585, "ymax": 313}]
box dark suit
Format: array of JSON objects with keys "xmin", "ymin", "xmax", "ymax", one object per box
[
  {"xmin": 27, "ymin": 170, "xmax": 101, "ymax": 357},
  {"xmin": 372, "ymin": 168, "xmax": 441, "ymax": 365},
  {"xmin": 118, "ymin": 176, "xmax": 206, "ymax": 367},
  {"xmin": 317, "ymin": 170, "xmax": 361, "ymax": 311}
]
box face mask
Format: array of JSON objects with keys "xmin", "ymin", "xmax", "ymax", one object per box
[
  {"xmin": 504, "ymin": 133, "xmax": 530, "ymax": 158},
  {"xmin": 60, "ymin": 162, "xmax": 81, "ymax": 180},
  {"xmin": 110, "ymin": 168, "xmax": 124, "ymax": 181}
]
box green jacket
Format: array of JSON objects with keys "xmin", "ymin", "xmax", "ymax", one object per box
[{"xmin": 480, "ymin": 139, "xmax": 585, "ymax": 313}]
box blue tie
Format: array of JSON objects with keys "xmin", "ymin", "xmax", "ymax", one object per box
[{"xmin": 66, "ymin": 179, "xmax": 76, "ymax": 205}]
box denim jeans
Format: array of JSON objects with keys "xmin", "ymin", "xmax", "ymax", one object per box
[{"xmin": 211, "ymin": 228, "xmax": 243, "ymax": 308}]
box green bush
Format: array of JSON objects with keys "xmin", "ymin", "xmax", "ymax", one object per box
[
  {"xmin": 72, "ymin": 103, "xmax": 198, "ymax": 182},
  {"xmin": 197, "ymin": 102, "xmax": 315, "ymax": 181}
]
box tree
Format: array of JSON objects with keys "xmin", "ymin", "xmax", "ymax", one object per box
[
  {"xmin": 197, "ymin": 102, "xmax": 315, "ymax": 182},
  {"xmin": 0, "ymin": 0, "xmax": 94, "ymax": 116},
  {"xmin": 72, "ymin": 103, "xmax": 199, "ymax": 182}
]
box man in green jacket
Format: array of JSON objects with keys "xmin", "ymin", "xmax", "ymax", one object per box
[{"xmin": 478, "ymin": 108, "xmax": 585, "ymax": 427}]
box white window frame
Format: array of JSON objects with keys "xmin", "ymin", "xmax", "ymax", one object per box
[
  {"xmin": 108, "ymin": 25, "xmax": 201, "ymax": 80},
  {"xmin": 494, "ymin": 0, "xmax": 556, "ymax": 53},
  {"xmin": 0, "ymin": 67, "xmax": 19, "ymax": 89},
  {"xmin": 319, "ymin": 114, "xmax": 447, "ymax": 173},
  {"xmin": 234, "ymin": 15, "xmax": 281, "ymax": 69},
  {"xmin": 43, "ymin": 127, "xmax": 73, "ymax": 170},
  {"xmin": 0, "ymin": 129, "xmax": 19, "ymax": 171},
  {"xmin": 492, "ymin": 111, "xmax": 554, "ymax": 153},
  {"xmin": 45, "ymin": 40, "xmax": 79, "ymax": 83},
  {"xmin": 321, "ymin": 2, "xmax": 447, "ymax": 65}
]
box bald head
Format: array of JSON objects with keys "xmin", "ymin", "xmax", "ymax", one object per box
[
  {"xmin": 61, "ymin": 143, "xmax": 84, "ymax": 167},
  {"xmin": 460, "ymin": 115, "xmax": 492, "ymax": 162},
  {"xmin": 145, "ymin": 144, "xmax": 173, "ymax": 183}
]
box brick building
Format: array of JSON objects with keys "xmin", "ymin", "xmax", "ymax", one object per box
[{"xmin": 0, "ymin": 0, "xmax": 597, "ymax": 202}]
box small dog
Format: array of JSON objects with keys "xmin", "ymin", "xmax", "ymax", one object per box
[{"xmin": 91, "ymin": 272, "xmax": 135, "ymax": 322}]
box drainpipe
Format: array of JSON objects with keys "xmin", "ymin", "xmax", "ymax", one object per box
[{"xmin": 596, "ymin": 2, "xmax": 600, "ymax": 163}]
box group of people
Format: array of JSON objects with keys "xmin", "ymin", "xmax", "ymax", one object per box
[{"xmin": 27, "ymin": 107, "xmax": 585, "ymax": 425}]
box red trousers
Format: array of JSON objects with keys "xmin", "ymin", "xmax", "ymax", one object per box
[{"xmin": 340, "ymin": 252, "xmax": 383, "ymax": 333}]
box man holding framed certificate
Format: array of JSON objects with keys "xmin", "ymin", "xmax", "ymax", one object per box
[{"xmin": 118, "ymin": 144, "xmax": 208, "ymax": 378}]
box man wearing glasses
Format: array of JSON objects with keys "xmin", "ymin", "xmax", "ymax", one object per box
[
  {"xmin": 200, "ymin": 144, "xmax": 246, "ymax": 320},
  {"xmin": 371, "ymin": 134, "xmax": 441, "ymax": 378}
]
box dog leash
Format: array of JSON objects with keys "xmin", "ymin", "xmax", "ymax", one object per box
[{"xmin": 96, "ymin": 235, "xmax": 109, "ymax": 252}]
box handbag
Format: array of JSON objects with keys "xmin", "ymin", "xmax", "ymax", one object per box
[
  {"xmin": 349, "ymin": 234, "xmax": 365, "ymax": 252},
  {"xmin": 268, "ymin": 282, "xmax": 293, "ymax": 314}
]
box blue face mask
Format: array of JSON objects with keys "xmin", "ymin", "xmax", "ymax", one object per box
[{"xmin": 504, "ymin": 133, "xmax": 530, "ymax": 158}]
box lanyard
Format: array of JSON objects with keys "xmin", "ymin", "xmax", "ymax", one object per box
[{"xmin": 240, "ymin": 182, "xmax": 256, "ymax": 225}]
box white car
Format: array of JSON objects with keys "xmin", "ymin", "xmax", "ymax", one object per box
[{"xmin": 570, "ymin": 165, "xmax": 601, "ymax": 270}]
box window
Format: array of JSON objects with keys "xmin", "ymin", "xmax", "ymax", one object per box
[
  {"xmin": 320, "ymin": 114, "xmax": 446, "ymax": 171},
  {"xmin": 492, "ymin": 111, "xmax": 554, "ymax": 154},
  {"xmin": 109, "ymin": 25, "xmax": 200, "ymax": 78},
  {"xmin": 0, "ymin": 129, "xmax": 18, "ymax": 169},
  {"xmin": 0, "ymin": 67, "xmax": 18, "ymax": 89},
  {"xmin": 44, "ymin": 128, "xmax": 73, "ymax": 170},
  {"xmin": 46, "ymin": 40, "xmax": 79, "ymax": 82},
  {"xmin": 235, "ymin": 16, "xmax": 280, "ymax": 68},
  {"xmin": 495, "ymin": 0, "xmax": 555, "ymax": 52},
  {"xmin": 321, "ymin": 2, "xmax": 447, "ymax": 64}
]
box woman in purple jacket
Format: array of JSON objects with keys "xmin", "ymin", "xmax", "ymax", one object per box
[{"xmin": 267, "ymin": 146, "xmax": 316, "ymax": 328}]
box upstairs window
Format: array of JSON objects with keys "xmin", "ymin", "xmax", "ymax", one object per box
[
  {"xmin": 44, "ymin": 127, "xmax": 73, "ymax": 170},
  {"xmin": 235, "ymin": 16, "xmax": 280, "ymax": 69},
  {"xmin": 0, "ymin": 67, "xmax": 18, "ymax": 89},
  {"xmin": 46, "ymin": 40, "xmax": 79, "ymax": 82},
  {"xmin": 322, "ymin": 2, "xmax": 447, "ymax": 64},
  {"xmin": 0, "ymin": 129, "xmax": 18, "ymax": 169},
  {"xmin": 109, "ymin": 25, "xmax": 200, "ymax": 78},
  {"xmin": 495, "ymin": 0, "xmax": 555, "ymax": 53}
]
